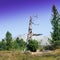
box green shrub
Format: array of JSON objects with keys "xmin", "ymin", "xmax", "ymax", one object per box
[{"xmin": 27, "ymin": 39, "xmax": 39, "ymax": 52}]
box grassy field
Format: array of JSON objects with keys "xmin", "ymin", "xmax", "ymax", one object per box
[{"xmin": 0, "ymin": 49, "xmax": 60, "ymax": 60}]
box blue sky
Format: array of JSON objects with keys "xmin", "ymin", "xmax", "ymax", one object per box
[{"xmin": 0, "ymin": 0, "xmax": 60, "ymax": 40}]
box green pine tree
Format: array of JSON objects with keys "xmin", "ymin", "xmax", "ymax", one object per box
[
  {"xmin": 1, "ymin": 39, "xmax": 6, "ymax": 50},
  {"xmin": 5, "ymin": 31, "xmax": 13, "ymax": 50},
  {"xmin": 51, "ymin": 5, "xmax": 60, "ymax": 49}
]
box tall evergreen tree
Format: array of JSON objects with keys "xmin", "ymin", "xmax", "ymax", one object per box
[
  {"xmin": 51, "ymin": 5, "xmax": 60, "ymax": 48},
  {"xmin": 5, "ymin": 31, "xmax": 13, "ymax": 50}
]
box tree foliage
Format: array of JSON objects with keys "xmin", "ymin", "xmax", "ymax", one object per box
[
  {"xmin": 14, "ymin": 37, "xmax": 26, "ymax": 50},
  {"xmin": 0, "ymin": 31, "xmax": 27, "ymax": 51},
  {"xmin": 51, "ymin": 5, "xmax": 60, "ymax": 49},
  {"xmin": 5, "ymin": 31, "xmax": 13, "ymax": 50},
  {"xmin": 1, "ymin": 39, "xmax": 6, "ymax": 50},
  {"xmin": 27, "ymin": 40, "xmax": 39, "ymax": 52}
]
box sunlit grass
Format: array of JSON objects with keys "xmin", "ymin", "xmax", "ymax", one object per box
[{"xmin": 0, "ymin": 50, "xmax": 60, "ymax": 60}]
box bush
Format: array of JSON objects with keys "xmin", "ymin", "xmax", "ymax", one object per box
[
  {"xmin": 43, "ymin": 45, "xmax": 54, "ymax": 50},
  {"xmin": 27, "ymin": 39, "xmax": 39, "ymax": 52}
]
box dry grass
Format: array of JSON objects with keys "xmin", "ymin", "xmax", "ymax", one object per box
[
  {"xmin": 0, "ymin": 50, "xmax": 60, "ymax": 60},
  {"xmin": 52, "ymin": 49, "xmax": 60, "ymax": 54}
]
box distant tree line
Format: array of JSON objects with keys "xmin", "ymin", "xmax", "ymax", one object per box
[
  {"xmin": 0, "ymin": 31, "xmax": 27, "ymax": 50},
  {"xmin": 0, "ymin": 31, "xmax": 39, "ymax": 52}
]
